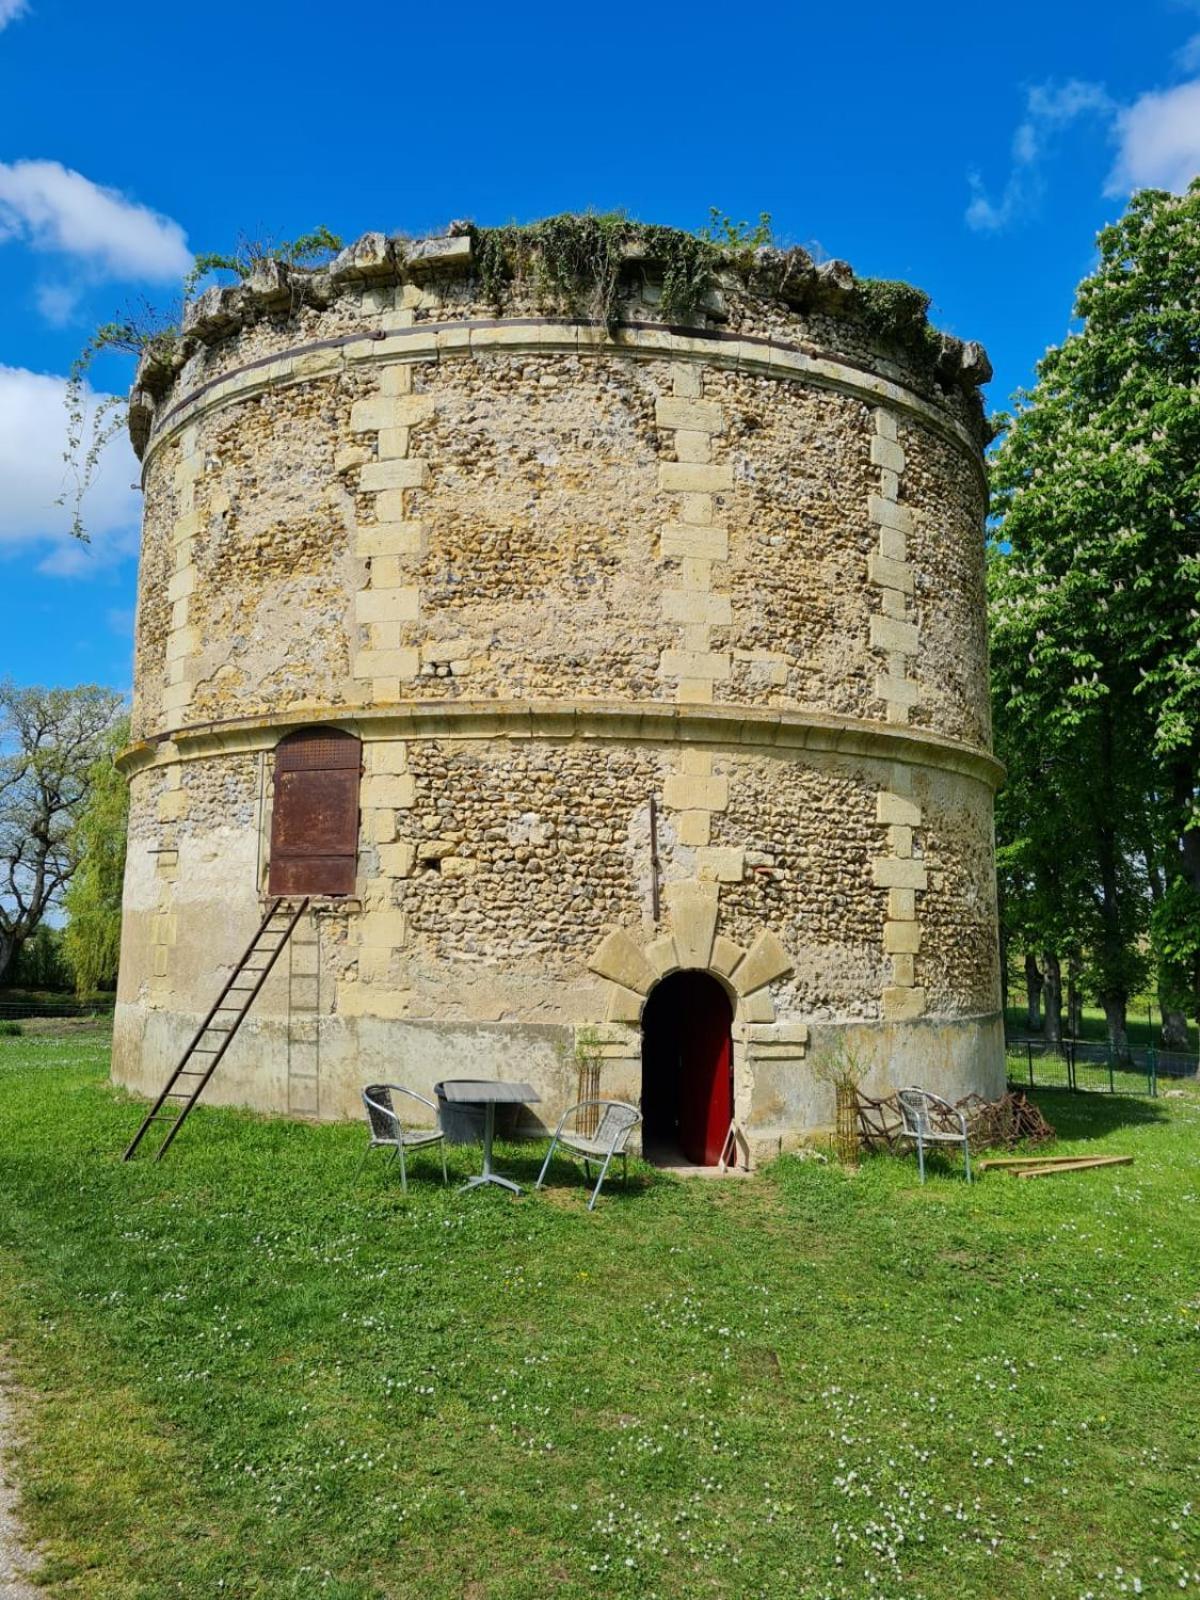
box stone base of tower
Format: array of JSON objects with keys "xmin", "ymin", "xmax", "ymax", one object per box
[{"xmin": 111, "ymin": 999, "xmax": 1004, "ymax": 1164}]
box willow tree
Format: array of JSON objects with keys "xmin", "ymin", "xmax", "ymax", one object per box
[
  {"xmin": 62, "ymin": 716, "xmax": 130, "ymax": 995},
  {"xmin": 990, "ymin": 181, "xmax": 1200, "ymax": 1059}
]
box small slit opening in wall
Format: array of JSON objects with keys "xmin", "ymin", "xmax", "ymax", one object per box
[{"xmin": 419, "ymin": 854, "xmax": 443, "ymax": 873}]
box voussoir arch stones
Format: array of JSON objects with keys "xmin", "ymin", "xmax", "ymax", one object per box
[{"xmin": 587, "ymin": 882, "xmax": 794, "ymax": 1025}]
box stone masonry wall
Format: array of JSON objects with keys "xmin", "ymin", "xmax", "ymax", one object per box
[
  {"xmin": 116, "ymin": 244, "xmax": 1001, "ymax": 1146},
  {"xmin": 131, "ymin": 346, "xmax": 986, "ymax": 745},
  {"xmin": 119, "ymin": 737, "xmax": 996, "ymax": 1028}
]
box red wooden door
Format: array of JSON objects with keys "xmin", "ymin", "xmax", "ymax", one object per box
[
  {"xmin": 675, "ymin": 973, "xmax": 733, "ymax": 1165},
  {"xmin": 268, "ymin": 728, "xmax": 361, "ymax": 897},
  {"xmin": 641, "ymin": 971, "xmax": 733, "ymax": 1165}
]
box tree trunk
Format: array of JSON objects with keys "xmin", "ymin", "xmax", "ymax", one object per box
[
  {"xmin": 1161, "ymin": 1008, "xmax": 1190, "ymax": 1053},
  {"xmin": 1024, "ymin": 952, "xmax": 1043, "ymax": 1033},
  {"xmin": 0, "ymin": 929, "xmax": 18, "ymax": 989},
  {"xmin": 1043, "ymin": 952, "xmax": 1063, "ymax": 1047},
  {"xmin": 1067, "ymin": 952, "xmax": 1083, "ymax": 1039},
  {"xmin": 1102, "ymin": 992, "xmax": 1131, "ymax": 1066}
]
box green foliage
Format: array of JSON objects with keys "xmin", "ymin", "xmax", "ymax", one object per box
[
  {"xmin": 809, "ymin": 1040, "xmax": 866, "ymax": 1092},
  {"xmin": 856, "ymin": 277, "xmax": 941, "ymax": 364},
  {"xmin": 990, "ymin": 181, "xmax": 1200, "ymax": 1045},
  {"xmin": 62, "ymin": 716, "xmax": 130, "ymax": 996},
  {"xmin": 182, "ymin": 225, "xmax": 343, "ymax": 298},
  {"xmin": 469, "ymin": 211, "xmax": 724, "ymax": 328},
  {"xmin": 8, "ymin": 925, "xmax": 72, "ymax": 991},
  {"xmin": 60, "ymin": 305, "xmax": 178, "ymax": 542},
  {"xmin": 0, "ymin": 1020, "xmax": 21, "ymax": 1036},
  {"xmin": 698, "ymin": 206, "xmax": 774, "ymax": 252},
  {"xmin": 1, "ymin": 1047, "xmax": 1198, "ymax": 1596}
]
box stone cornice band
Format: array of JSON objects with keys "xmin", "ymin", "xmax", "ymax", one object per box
[
  {"xmin": 117, "ymin": 699, "xmax": 1004, "ymax": 792},
  {"xmin": 139, "ymin": 317, "xmax": 987, "ymax": 495}
]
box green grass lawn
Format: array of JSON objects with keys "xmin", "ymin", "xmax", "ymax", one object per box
[{"xmin": 1, "ymin": 1035, "xmax": 1199, "ymax": 1599}]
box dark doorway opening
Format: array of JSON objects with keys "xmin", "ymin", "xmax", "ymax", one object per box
[
  {"xmin": 641, "ymin": 970, "xmax": 733, "ymax": 1166},
  {"xmin": 268, "ymin": 727, "xmax": 362, "ymax": 897}
]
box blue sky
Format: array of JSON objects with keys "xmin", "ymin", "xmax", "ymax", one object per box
[{"xmin": 2, "ymin": 0, "xmax": 1199, "ymax": 693}]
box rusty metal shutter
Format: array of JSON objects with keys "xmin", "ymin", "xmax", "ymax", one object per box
[{"xmin": 268, "ymin": 727, "xmax": 361, "ymax": 897}]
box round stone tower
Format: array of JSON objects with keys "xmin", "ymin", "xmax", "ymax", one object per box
[{"xmin": 113, "ymin": 221, "xmax": 1003, "ymax": 1162}]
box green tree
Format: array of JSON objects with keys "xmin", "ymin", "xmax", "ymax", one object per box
[
  {"xmin": 62, "ymin": 715, "xmax": 130, "ymax": 996},
  {"xmin": 990, "ymin": 181, "xmax": 1200, "ymax": 1060},
  {"xmin": 990, "ymin": 538, "xmax": 1149, "ymax": 1059},
  {"xmin": 0, "ymin": 683, "xmax": 126, "ymax": 986}
]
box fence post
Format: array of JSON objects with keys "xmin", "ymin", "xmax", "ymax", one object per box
[
  {"xmin": 1027, "ymin": 1040, "xmax": 1034, "ymax": 1088},
  {"xmin": 1068, "ymin": 1037, "xmax": 1076, "ymax": 1092},
  {"xmin": 1108, "ymin": 1040, "xmax": 1115, "ymax": 1094},
  {"xmin": 1149, "ymin": 1045, "xmax": 1158, "ymax": 1099}
]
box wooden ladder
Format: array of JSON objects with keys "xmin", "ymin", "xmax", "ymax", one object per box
[{"xmin": 123, "ymin": 897, "xmax": 310, "ymax": 1162}]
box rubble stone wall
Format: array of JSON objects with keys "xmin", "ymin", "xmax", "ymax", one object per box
[{"xmin": 115, "ymin": 238, "xmax": 1002, "ymax": 1156}]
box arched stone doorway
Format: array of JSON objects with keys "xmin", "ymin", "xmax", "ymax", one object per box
[{"xmin": 641, "ymin": 971, "xmax": 734, "ymax": 1166}]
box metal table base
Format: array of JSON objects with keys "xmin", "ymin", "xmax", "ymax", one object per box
[{"xmin": 458, "ymin": 1102, "xmax": 523, "ymax": 1194}]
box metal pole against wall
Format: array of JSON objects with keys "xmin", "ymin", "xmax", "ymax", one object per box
[{"xmin": 649, "ymin": 796, "xmax": 661, "ymax": 924}]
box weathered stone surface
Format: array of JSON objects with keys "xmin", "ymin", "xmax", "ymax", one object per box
[
  {"xmin": 330, "ymin": 233, "xmax": 397, "ymax": 284},
  {"xmin": 731, "ymin": 929, "xmax": 793, "ymax": 996},
  {"xmin": 664, "ymin": 881, "xmax": 720, "ymax": 970},
  {"xmin": 588, "ymin": 929, "xmax": 657, "ymax": 995},
  {"xmin": 115, "ymin": 236, "xmax": 1000, "ymax": 1154}
]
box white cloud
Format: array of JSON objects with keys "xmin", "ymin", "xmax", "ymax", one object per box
[
  {"xmin": 1106, "ymin": 79, "xmax": 1200, "ymax": 195},
  {"xmin": 0, "ymin": 0, "xmax": 29, "ymax": 31},
  {"xmin": 967, "ymin": 80, "xmax": 1115, "ymax": 231},
  {"xmin": 33, "ymin": 280, "xmax": 82, "ymax": 325},
  {"xmin": 0, "ymin": 365, "xmax": 140, "ymax": 577},
  {"xmin": 0, "ymin": 160, "xmax": 190, "ymax": 281},
  {"xmin": 1176, "ymin": 33, "xmax": 1200, "ymax": 72}
]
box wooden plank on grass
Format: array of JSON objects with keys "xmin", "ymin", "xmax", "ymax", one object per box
[
  {"xmin": 978, "ymin": 1154, "xmax": 1080, "ymax": 1170},
  {"xmin": 1013, "ymin": 1156, "xmax": 1133, "ymax": 1179}
]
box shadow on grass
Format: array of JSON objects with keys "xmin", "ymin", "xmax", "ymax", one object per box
[
  {"xmin": 1027, "ymin": 1085, "xmax": 1171, "ymax": 1141},
  {"xmin": 347, "ymin": 1137, "xmax": 659, "ymax": 1208}
]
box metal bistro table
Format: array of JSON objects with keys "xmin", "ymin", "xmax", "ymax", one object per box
[{"xmin": 440, "ymin": 1080, "xmax": 541, "ymax": 1195}]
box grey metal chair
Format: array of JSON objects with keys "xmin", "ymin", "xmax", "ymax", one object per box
[
  {"xmin": 896, "ymin": 1086, "xmax": 972, "ymax": 1183},
  {"xmin": 535, "ymin": 1099, "xmax": 641, "ymax": 1211},
  {"xmin": 359, "ymin": 1084, "xmax": 448, "ymax": 1193}
]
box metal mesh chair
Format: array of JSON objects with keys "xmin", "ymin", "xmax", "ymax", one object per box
[
  {"xmin": 359, "ymin": 1084, "xmax": 448, "ymax": 1192},
  {"xmin": 896, "ymin": 1086, "xmax": 972, "ymax": 1183},
  {"xmin": 535, "ymin": 1099, "xmax": 641, "ymax": 1211}
]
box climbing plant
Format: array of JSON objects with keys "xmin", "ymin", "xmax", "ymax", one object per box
[{"xmin": 62, "ymin": 227, "xmax": 342, "ymax": 543}]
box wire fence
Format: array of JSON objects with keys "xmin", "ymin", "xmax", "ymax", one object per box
[
  {"xmin": 0, "ymin": 996, "xmax": 115, "ymax": 1022},
  {"xmin": 1007, "ymin": 1035, "xmax": 1197, "ymax": 1098}
]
